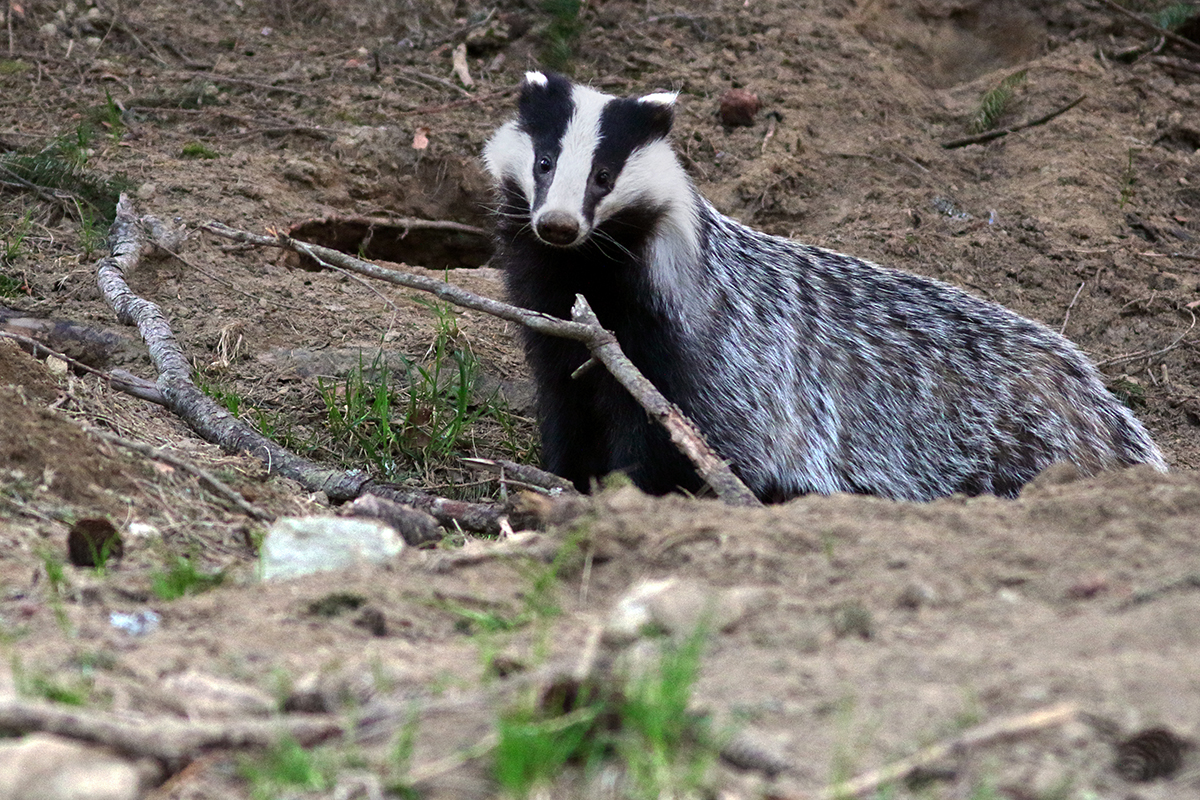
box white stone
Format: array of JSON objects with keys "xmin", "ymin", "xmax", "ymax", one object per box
[
  {"xmin": 0, "ymin": 734, "xmax": 153, "ymax": 800},
  {"xmin": 260, "ymin": 516, "xmax": 404, "ymax": 580}
]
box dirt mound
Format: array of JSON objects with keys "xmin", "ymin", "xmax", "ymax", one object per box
[{"xmin": 1, "ymin": 0, "xmax": 1199, "ymax": 796}]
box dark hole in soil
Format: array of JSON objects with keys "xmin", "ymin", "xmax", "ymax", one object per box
[{"xmin": 287, "ymin": 215, "xmax": 494, "ymax": 271}]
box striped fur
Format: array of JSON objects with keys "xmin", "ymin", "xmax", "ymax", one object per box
[{"xmin": 484, "ymin": 72, "xmax": 1167, "ymax": 501}]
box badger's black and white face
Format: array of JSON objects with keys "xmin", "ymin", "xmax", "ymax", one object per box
[{"xmin": 484, "ymin": 71, "xmax": 689, "ymax": 249}]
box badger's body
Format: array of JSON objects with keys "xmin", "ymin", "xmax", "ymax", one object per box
[{"xmin": 484, "ymin": 71, "xmax": 1167, "ymax": 501}]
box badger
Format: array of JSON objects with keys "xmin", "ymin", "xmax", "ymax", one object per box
[{"xmin": 483, "ymin": 71, "xmax": 1167, "ymax": 502}]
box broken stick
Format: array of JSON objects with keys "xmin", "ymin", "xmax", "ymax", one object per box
[
  {"xmin": 0, "ymin": 696, "xmax": 341, "ymax": 770},
  {"xmin": 202, "ymin": 221, "xmax": 761, "ymax": 507},
  {"xmin": 941, "ymin": 95, "xmax": 1087, "ymax": 149}
]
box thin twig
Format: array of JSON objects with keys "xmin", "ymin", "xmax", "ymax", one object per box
[
  {"xmin": 1150, "ymin": 55, "xmax": 1200, "ymax": 77},
  {"xmin": 1091, "ymin": 0, "xmax": 1200, "ymax": 57},
  {"xmin": 1060, "ymin": 281, "xmax": 1085, "ymax": 335},
  {"xmin": 0, "ymin": 164, "xmax": 80, "ymax": 218},
  {"xmin": 941, "ymin": 95, "xmax": 1087, "ymax": 149},
  {"xmin": 767, "ymin": 703, "xmax": 1079, "ymax": 800},
  {"xmin": 202, "ymin": 222, "xmax": 762, "ymax": 507},
  {"xmin": 1095, "ymin": 306, "xmax": 1197, "ymax": 368},
  {"xmin": 399, "ymin": 66, "xmax": 473, "ymax": 98},
  {"xmin": 0, "ymin": 696, "xmax": 340, "ymax": 770},
  {"xmin": 460, "ymin": 457, "xmax": 578, "ymax": 494},
  {"xmin": 83, "ymin": 425, "xmax": 273, "ymax": 521},
  {"xmin": 167, "ymin": 70, "xmax": 318, "ymax": 99},
  {"xmin": 393, "ymin": 87, "xmax": 516, "ymax": 116},
  {"xmin": 0, "ymin": 330, "xmax": 168, "ymax": 405}
]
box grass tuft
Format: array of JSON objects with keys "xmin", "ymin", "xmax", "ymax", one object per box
[
  {"xmin": 0, "ymin": 125, "xmax": 132, "ymax": 223},
  {"xmin": 969, "ymin": 70, "xmax": 1027, "ymax": 134},
  {"xmin": 150, "ymin": 555, "xmax": 224, "ymax": 600},
  {"xmin": 490, "ymin": 624, "xmax": 715, "ymax": 799},
  {"xmin": 539, "ymin": 0, "xmax": 583, "ymax": 71},
  {"xmin": 317, "ymin": 301, "xmax": 534, "ymax": 491},
  {"xmin": 181, "ymin": 141, "xmax": 220, "ymax": 159},
  {"xmin": 238, "ymin": 736, "xmax": 328, "ymax": 799}
]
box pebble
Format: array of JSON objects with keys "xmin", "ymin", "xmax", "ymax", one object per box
[
  {"xmin": 720, "ymin": 88, "xmax": 761, "ymax": 126},
  {"xmin": 0, "ymin": 734, "xmax": 158, "ymax": 800},
  {"xmin": 160, "ymin": 669, "xmax": 276, "ymax": 719},
  {"xmin": 604, "ymin": 577, "xmax": 772, "ymax": 643},
  {"xmin": 259, "ymin": 516, "xmax": 405, "ymax": 580}
]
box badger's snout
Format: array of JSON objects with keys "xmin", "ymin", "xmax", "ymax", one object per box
[{"xmin": 534, "ymin": 211, "xmax": 583, "ymax": 247}]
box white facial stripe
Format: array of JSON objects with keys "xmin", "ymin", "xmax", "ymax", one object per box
[
  {"xmin": 482, "ymin": 121, "xmax": 535, "ymax": 201},
  {"xmin": 639, "ymin": 91, "xmax": 678, "ymax": 107},
  {"xmin": 535, "ymin": 84, "xmax": 611, "ymax": 229},
  {"xmin": 524, "ymin": 71, "xmax": 548, "ymax": 87},
  {"xmin": 596, "ymin": 140, "xmax": 690, "ymax": 226}
]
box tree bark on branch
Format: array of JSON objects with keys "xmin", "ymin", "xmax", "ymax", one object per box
[
  {"xmin": 202, "ymin": 220, "xmax": 761, "ymax": 507},
  {"xmin": 94, "ymin": 197, "xmax": 527, "ymax": 533}
]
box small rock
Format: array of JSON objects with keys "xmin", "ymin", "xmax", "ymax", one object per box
[
  {"xmin": 605, "ymin": 577, "xmax": 673, "ymax": 643},
  {"xmin": 161, "ymin": 669, "xmax": 276, "ymax": 719},
  {"xmin": 260, "ymin": 516, "xmax": 405, "ymax": 580},
  {"xmin": 67, "ymin": 518, "xmax": 123, "ymax": 568},
  {"xmin": 720, "ymin": 88, "xmax": 760, "ymax": 126},
  {"xmin": 0, "ymin": 733, "xmax": 159, "ymax": 800},
  {"xmin": 109, "ymin": 610, "xmax": 160, "ymax": 638},
  {"xmin": 604, "ymin": 578, "xmax": 772, "ymax": 643},
  {"xmin": 353, "ymin": 606, "xmax": 388, "ymax": 637},
  {"xmin": 896, "ymin": 582, "xmax": 938, "ymax": 609}
]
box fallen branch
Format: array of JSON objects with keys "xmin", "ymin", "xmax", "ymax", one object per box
[
  {"xmin": 94, "ymin": 198, "xmax": 521, "ymax": 533},
  {"xmin": 1092, "ymin": 0, "xmax": 1200, "ymax": 58},
  {"xmin": 461, "ymin": 457, "xmax": 578, "ymax": 495},
  {"xmin": 570, "ymin": 296, "xmax": 760, "ymax": 506},
  {"xmin": 202, "ymin": 222, "xmax": 761, "ymax": 507},
  {"xmin": 0, "ymin": 330, "xmax": 167, "ymax": 406},
  {"xmin": 940, "ymin": 95, "xmax": 1087, "ymax": 149},
  {"xmin": 83, "ymin": 425, "xmax": 273, "ymax": 521},
  {"xmin": 0, "ymin": 696, "xmax": 341, "ymax": 770},
  {"xmin": 767, "ymin": 703, "xmax": 1079, "ymax": 800},
  {"xmin": 97, "ymin": 196, "xmax": 369, "ymax": 502}
]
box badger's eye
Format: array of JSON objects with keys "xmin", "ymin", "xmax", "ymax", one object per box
[
  {"xmin": 594, "ymin": 168, "xmax": 612, "ymax": 190},
  {"xmin": 536, "ymin": 156, "xmax": 553, "ymax": 174}
]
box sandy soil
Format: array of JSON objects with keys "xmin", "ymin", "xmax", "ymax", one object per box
[{"xmin": 2, "ymin": 0, "xmax": 1200, "ymax": 797}]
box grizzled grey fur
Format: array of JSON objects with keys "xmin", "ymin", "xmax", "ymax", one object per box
[{"xmin": 484, "ymin": 72, "xmax": 1167, "ymax": 502}]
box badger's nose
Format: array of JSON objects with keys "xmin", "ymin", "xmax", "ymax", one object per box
[{"xmin": 535, "ymin": 212, "xmax": 581, "ymax": 246}]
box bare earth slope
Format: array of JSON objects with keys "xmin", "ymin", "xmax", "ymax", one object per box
[{"xmin": 1, "ymin": 0, "xmax": 1199, "ymax": 797}]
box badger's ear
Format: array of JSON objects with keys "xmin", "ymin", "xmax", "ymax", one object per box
[
  {"xmin": 523, "ymin": 71, "xmax": 550, "ymax": 89},
  {"xmin": 637, "ymin": 91, "xmax": 678, "ymax": 136}
]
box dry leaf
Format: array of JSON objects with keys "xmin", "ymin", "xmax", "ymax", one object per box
[{"xmin": 412, "ymin": 127, "xmax": 430, "ymax": 150}]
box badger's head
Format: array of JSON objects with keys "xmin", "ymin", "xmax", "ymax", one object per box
[{"xmin": 483, "ymin": 71, "xmax": 687, "ymax": 249}]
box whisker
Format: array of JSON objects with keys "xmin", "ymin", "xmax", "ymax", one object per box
[{"xmin": 591, "ymin": 228, "xmax": 637, "ymax": 262}]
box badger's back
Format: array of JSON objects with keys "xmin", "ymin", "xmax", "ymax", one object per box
[
  {"xmin": 679, "ymin": 202, "xmax": 1165, "ymax": 500},
  {"xmin": 484, "ymin": 72, "xmax": 1167, "ymax": 501}
]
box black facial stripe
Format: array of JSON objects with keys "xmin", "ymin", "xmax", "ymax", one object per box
[
  {"xmin": 581, "ymin": 97, "xmax": 675, "ymax": 221},
  {"xmin": 518, "ymin": 73, "xmax": 574, "ymax": 212},
  {"xmin": 595, "ymin": 97, "xmax": 673, "ymax": 176}
]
